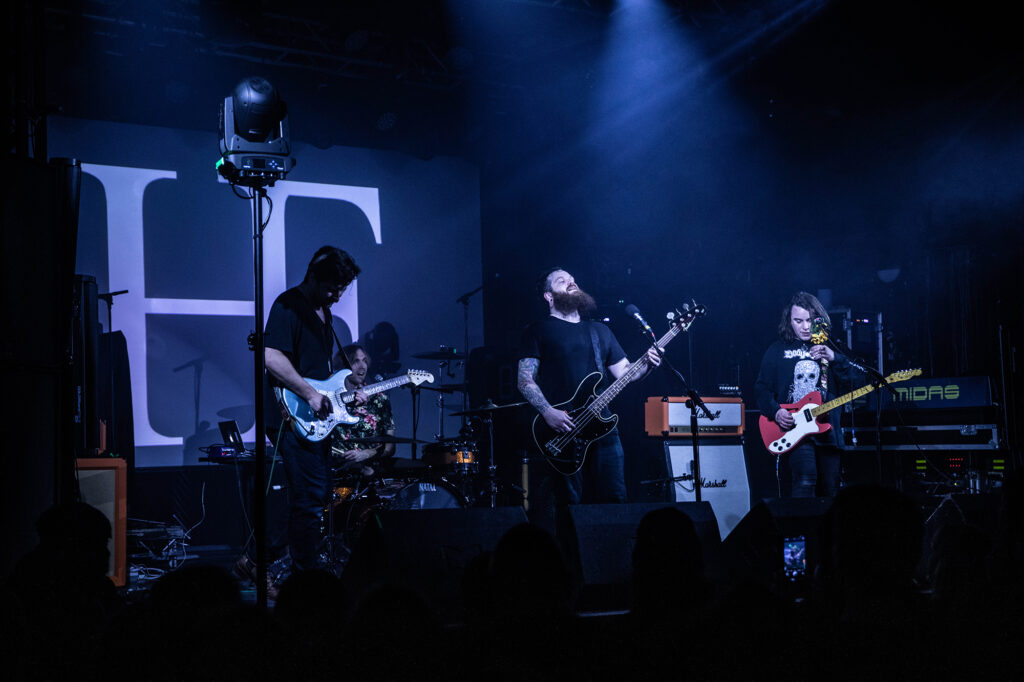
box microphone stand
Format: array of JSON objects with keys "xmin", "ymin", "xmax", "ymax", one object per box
[
  {"xmin": 640, "ymin": 473, "xmax": 695, "ymax": 501},
  {"xmin": 636, "ymin": 324, "xmax": 716, "ymax": 503},
  {"xmin": 823, "ymin": 336, "xmax": 899, "ymax": 489},
  {"xmin": 455, "ymin": 284, "xmax": 483, "ymax": 425}
]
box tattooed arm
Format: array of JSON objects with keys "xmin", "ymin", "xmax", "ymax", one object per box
[{"xmin": 518, "ymin": 357, "xmax": 574, "ymax": 433}]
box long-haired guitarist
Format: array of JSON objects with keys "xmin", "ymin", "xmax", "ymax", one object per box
[
  {"xmin": 517, "ymin": 268, "xmax": 661, "ymax": 509},
  {"xmin": 754, "ymin": 291, "xmax": 854, "ymax": 497},
  {"xmin": 262, "ymin": 245, "xmax": 366, "ymax": 573}
]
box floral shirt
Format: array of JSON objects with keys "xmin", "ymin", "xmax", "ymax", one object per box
[{"xmin": 330, "ymin": 392, "xmax": 395, "ymax": 459}]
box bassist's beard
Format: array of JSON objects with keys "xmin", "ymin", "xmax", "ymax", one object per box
[{"xmin": 550, "ymin": 289, "xmax": 597, "ymax": 316}]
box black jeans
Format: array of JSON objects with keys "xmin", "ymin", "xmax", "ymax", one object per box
[
  {"xmin": 274, "ymin": 425, "xmax": 331, "ymax": 571},
  {"xmin": 789, "ymin": 440, "xmax": 840, "ymax": 498},
  {"xmin": 558, "ymin": 428, "xmax": 628, "ymax": 505}
]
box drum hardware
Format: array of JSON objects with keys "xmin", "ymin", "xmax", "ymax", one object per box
[
  {"xmin": 449, "ymin": 399, "xmax": 528, "ymax": 417},
  {"xmin": 456, "ymin": 403, "xmax": 527, "ymax": 509},
  {"xmin": 413, "ymin": 345, "xmax": 468, "ymax": 443},
  {"xmin": 319, "ymin": 473, "xmax": 374, "ymax": 576},
  {"xmin": 419, "ymin": 383, "xmax": 469, "ymax": 393},
  {"xmin": 337, "ymin": 434, "xmax": 426, "ymax": 444}
]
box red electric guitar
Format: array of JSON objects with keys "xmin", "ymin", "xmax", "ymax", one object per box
[{"xmin": 759, "ymin": 368, "xmax": 922, "ymax": 455}]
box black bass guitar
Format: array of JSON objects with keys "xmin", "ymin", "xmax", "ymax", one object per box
[{"xmin": 531, "ymin": 303, "xmax": 705, "ymax": 475}]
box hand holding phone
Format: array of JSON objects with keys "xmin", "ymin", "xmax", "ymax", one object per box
[{"xmin": 783, "ymin": 536, "xmax": 806, "ymax": 580}]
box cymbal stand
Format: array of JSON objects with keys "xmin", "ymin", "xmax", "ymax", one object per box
[
  {"xmin": 482, "ymin": 413, "xmax": 498, "ymax": 508},
  {"xmin": 408, "ymin": 385, "xmax": 421, "ymax": 460},
  {"xmin": 433, "ymin": 351, "xmax": 458, "ymax": 441},
  {"xmin": 455, "ymin": 284, "xmax": 483, "ymax": 423},
  {"xmin": 472, "ymin": 410, "xmax": 525, "ymax": 509},
  {"xmin": 320, "ymin": 471, "xmax": 371, "ymax": 576}
]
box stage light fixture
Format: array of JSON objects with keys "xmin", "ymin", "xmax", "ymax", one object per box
[{"xmin": 217, "ymin": 76, "xmax": 294, "ymax": 187}]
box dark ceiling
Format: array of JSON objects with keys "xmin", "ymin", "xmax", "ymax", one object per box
[{"xmin": 12, "ymin": 0, "xmax": 1018, "ymax": 161}]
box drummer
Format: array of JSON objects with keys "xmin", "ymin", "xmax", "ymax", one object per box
[{"xmin": 330, "ymin": 343, "xmax": 396, "ymax": 476}]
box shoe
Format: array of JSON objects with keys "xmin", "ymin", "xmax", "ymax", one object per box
[
  {"xmin": 234, "ymin": 554, "xmax": 258, "ymax": 583},
  {"xmin": 234, "ymin": 554, "xmax": 279, "ymax": 600}
]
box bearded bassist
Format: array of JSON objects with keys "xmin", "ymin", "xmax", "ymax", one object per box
[
  {"xmin": 754, "ymin": 291, "xmax": 856, "ymax": 498},
  {"xmin": 517, "ymin": 267, "xmax": 661, "ymax": 507}
]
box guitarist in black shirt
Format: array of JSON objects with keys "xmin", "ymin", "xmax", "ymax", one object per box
[
  {"xmin": 263, "ymin": 246, "xmax": 366, "ymax": 573},
  {"xmin": 517, "ymin": 268, "xmax": 661, "ymax": 506},
  {"xmin": 754, "ymin": 291, "xmax": 854, "ymax": 498}
]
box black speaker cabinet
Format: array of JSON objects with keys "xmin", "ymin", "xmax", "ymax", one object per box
[
  {"xmin": 568, "ymin": 502, "xmax": 719, "ymax": 611},
  {"xmin": 342, "ymin": 506, "xmax": 528, "ymax": 622}
]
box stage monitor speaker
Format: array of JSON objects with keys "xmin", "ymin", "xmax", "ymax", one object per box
[
  {"xmin": 665, "ymin": 440, "xmax": 750, "ymax": 540},
  {"xmin": 76, "ymin": 458, "xmax": 127, "ymax": 586},
  {"xmin": 568, "ymin": 502, "xmax": 719, "ymax": 600},
  {"xmin": 720, "ymin": 496, "xmax": 832, "ymax": 585},
  {"xmin": 342, "ymin": 507, "xmax": 528, "ymax": 621}
]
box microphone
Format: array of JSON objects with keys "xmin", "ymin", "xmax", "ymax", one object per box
[
  {"xmin": 373, "ymin": 374, "xmax": 384, "ymax": 382},
  {"xmin": 624, "ymin": 304, "xmax": 653, "ymax": 336}
]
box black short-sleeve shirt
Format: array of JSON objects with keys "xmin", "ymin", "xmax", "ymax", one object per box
[
  {"xmin": 262, "ymin": 286, "xmax": 349, "ymax": 428},
  {"xmin": 520, "ymin": 317, "xmax": 626, "ymax": 410}
]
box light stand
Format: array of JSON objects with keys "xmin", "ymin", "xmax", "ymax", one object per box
[
  {"xmin": 251, "ymin": 187, "xmax": 269, "ymax": 606},
  {"xmin": 218, "ymin": 76, "xmax": 293, "ymax": 608}
]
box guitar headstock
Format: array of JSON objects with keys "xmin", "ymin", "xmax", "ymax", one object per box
[
  {"xmin": 408, "ymin": 370, "xmax": 435, "ymax": 385},
  {"xmin": 811, "ymin": 316, "xmax": 830, "ymax": 345},
  {"xmin": 667, "ymin": 301, "xmax": 706, "ymax": 332},
  {"xmin": 885, "ymin": 368, "xmax": 922, "ymax": 384}
]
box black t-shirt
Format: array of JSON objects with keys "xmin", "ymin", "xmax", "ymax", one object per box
[
  {"xmin": 262, "ymin": 286, "xmax": 349, "ymax": 428},
  {"xmin": 519, "ymin": 317, "xmax": 626, "ymax": 410}
]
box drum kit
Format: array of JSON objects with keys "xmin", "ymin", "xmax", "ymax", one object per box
[{"xmin": 317, "ymin": 347, "xmax": 527, "ymax": 573}]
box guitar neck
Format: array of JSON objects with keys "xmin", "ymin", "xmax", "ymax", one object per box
[
  {"xmin": 588, "ymin": 325, "xmax": 680, "ymax": 414},
  {"xmin": 811, "ymin": 382, "xmax": 878, "ymax": 417},
  {"xmin": 343, "ymin": 374, "xmax": 410, "ymax": 400}
]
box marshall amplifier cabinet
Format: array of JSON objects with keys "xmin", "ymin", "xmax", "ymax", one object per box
[
  {"xmin": 645, "ymin": 396, "xmax": 745, "ymax": 437},
  {"xmin": 665, "ymin": 440, "xmax": 750, "ymax": 540}
]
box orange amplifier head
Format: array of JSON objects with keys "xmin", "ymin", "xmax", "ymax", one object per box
[{"xmin": 644, "ymin": 396, "xmax": 745, "ymax": 437}]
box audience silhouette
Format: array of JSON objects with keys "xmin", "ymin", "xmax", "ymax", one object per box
[{"xmin": 6, "ymin": 479, "xmax": 1022, "ymax": 680}]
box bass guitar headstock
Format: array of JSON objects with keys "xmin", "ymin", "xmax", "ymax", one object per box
[{"xmin": 667, "ymin": 301, "xmax": 706, "ymax": 332}]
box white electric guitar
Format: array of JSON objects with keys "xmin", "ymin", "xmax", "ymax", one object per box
[{"xmin": 275, "ymin": 368, "xmax": 434, "ymax": 442}]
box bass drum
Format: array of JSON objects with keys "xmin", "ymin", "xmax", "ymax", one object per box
[{"xmin": 389, "ymin": 479, "xmax": 466, "ymax": 510}]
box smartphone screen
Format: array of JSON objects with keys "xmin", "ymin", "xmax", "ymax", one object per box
[{"xmin": 783, "ymin": 536, "xmax": 806, "ymax": 579}]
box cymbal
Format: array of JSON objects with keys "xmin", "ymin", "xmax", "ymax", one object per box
[
  {"xmin": 337, "ymin": 435, "xmax": 424, "ymax": 444},
  {"xmin": 412, "ymin": 350, "xmax": 467, "ymax": 360},
  {"xmin": 419, "ymin": 383, "xmax": 469, "ymax": 393},
  {"xmin": 450, "ymin": 400, "xmax": 528, "ymax": 417}
]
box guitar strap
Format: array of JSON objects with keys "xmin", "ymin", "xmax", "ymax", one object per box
[
  {"xmin": 324, "ymin": 305, "xmax": 353, "ymax": 372},
  {"xmin": 588, "ymin": 323, "xmax": 605, "ymax": 380}
]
